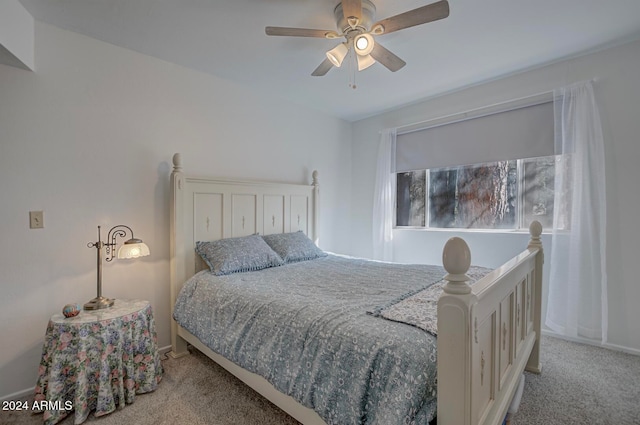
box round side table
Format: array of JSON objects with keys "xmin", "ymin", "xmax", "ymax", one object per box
[{"xmin": 34, "ymin": 299, "xmax": 163, "ymax": 425}]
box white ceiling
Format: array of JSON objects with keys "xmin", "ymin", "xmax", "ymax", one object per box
[{"xmin": 18, "ymin": 0, "xmax": 640, "ymax": 122}]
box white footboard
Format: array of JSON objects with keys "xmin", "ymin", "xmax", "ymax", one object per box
[{"xmin": 437, "ymin": 222, "xmax": 543, "ymax": 425}]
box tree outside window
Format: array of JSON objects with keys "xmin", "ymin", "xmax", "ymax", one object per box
[{"xmin": 396, "ymin": 155, "xmax": 565, "ymax": 230}]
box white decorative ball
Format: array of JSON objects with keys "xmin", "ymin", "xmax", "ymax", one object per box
[
  {"xmin": 442, "ymin": 237, "xmax": 471, "ymax": 275},
  {"xmin": 62, "ymin": 303, "xmax": 81, "ymax": 318},
  {"xmin": 529, "ymin": 220, "xmax": 543, "ymax": 238}
]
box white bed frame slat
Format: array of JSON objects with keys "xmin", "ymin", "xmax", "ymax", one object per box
[{"xmin": 169, "ymin": 153, "xmax": 543, "ymax": 425}]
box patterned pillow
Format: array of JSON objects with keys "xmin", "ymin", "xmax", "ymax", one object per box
[
  {"xmin": 195, "ymin": 235, "xmax": 284, "ymax": 276},
  {"xmin": 261, "ymin": 231, "xmax": 327, "ymax": 263}
]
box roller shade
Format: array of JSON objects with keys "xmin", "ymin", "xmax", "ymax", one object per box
[{"xmin": 395, "ymin": 101, "xmax": 554, "ymax": 172}]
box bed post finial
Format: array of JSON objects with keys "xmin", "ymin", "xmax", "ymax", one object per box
[
  {"xmin": 528, "ymin": 220, "xmax": 543, "ymax": 249},
  {"xmin": 442, "ymin": 237, "xmax": 472, "ymax": 295},
  {"xmin": 312, "ymin": 170, "xmax": 319, "ymax": 187},
  {"xmin": 172, "ymin": 153, "xmax": 183, "ymax": 172}
]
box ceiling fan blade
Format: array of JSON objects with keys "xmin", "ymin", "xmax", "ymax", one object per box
[
  {"xmin": 372, "ymin": 0, "xmax": 449, "ymax": 35},
  {"xmin": 311, "ymin": 58, "xmax": 334, "ymax": 76},
  {"xmin": 265, "ymin": 27, "xmax": 340, "ymax": 39},
  {"xmin": 370, "ymin": 43, "xmax": 406, "ymax": 72},
  {"xmin": 342, "ymin": 0, "xmax": 363, "ymax": 22}
]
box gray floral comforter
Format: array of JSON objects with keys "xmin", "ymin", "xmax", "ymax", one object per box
[{"xmin": 173, "ymin": 254, "xmax": 454, "ymax": 425}]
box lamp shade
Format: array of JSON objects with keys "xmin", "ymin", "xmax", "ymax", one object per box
[
  {"xmin": 326, "ymin": 43, "xmax": 349, "ymax": 67},
  {"xmin": 354, "ymin": 33, "xmax": 374, "ymax": 56},
  {"xmin": 117, "ymin": 238, "xmax": 150, "ymax": 259},
  {"xmin": 357, "ymin": 54, "xmax": 375, "ymax": 71}
]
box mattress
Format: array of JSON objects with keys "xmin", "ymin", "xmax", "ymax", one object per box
[{"xmin": 173, "ymin": 254, "xmax": 467, "ymax": 424}]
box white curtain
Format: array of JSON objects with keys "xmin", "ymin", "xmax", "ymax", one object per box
[
  {"xmin": 546, "ymin": 81, "xmax": 608, "ymax": 343},
  {"xmin": 372, "ymin": 128, "xmax": 397, "ymax": 261}
]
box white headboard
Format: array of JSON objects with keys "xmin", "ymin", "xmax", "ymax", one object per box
[{"xmin": 169, "ymin": 153, "xmax": 319, "ymax": 344}]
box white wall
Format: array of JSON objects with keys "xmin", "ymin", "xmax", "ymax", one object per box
[
  {"xmin": 351, "ymin": 39, "xmax": 640, "ymax": 353},
  {"xmin": 0, "ymin": 22, "xmax": 352, "ymax": 398},
  {"xmin": 0, "ymin": 0, "xmax": 34, "ymax": 70}
]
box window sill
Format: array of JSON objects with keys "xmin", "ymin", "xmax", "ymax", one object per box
[{"xmin": 393, "ymin": 226, "xmax": 556, "ymax": 236}]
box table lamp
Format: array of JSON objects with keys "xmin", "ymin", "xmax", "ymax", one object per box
[{"xmin": 85, "ymin": 225, "xmax": 150, "ymax": 310}]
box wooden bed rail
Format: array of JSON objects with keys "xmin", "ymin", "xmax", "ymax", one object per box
[{"xmin": 437, "ymin": 221, "xmax": 543, "ymax": 425}]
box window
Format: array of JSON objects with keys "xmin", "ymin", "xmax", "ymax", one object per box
[
  {"xmin": 393, "ymin": 97, "xmax": 565, "ymax": 231},
  {"xmin": 396, "ymin": 155, "xmax": 568, "ymax": 230}
]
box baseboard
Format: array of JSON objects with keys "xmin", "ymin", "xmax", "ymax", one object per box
[
  {"xmin": 542, "ymin": 329, "xmax": 640, "ymax": 356},
  {"xmin": 158, "ymin": 344, "xmax": 172, "ymax": 357},
  {"xmin": 0, "ymin": 386, "xmax": 34, "ymax": 402},
  {"xmin": 603, "ymin": 341, "xmax": 640, "ymax": 356}
]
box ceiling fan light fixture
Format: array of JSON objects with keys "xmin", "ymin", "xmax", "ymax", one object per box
[
  {"xmin": 357, "ymin": 54, "xmax": 376, "ymax": 71},
  {"xmin": 326, "ymin": 42, "xmax": 349, "ymax": 67},
  {"xmin": 266, "ymin": 0, "xmax": 451, "ymax": 79},
  {"xmin": 354, "ymin": 33, "xmax": 374, "ymax": 56}
]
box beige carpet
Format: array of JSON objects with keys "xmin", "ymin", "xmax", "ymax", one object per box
[
  {"xmin": 512, "ymin": 336, "xmax": 640, "ymax": 424},
  {"xmin": 2, "ymin": 336, "xmax": 639, "ymax": 425}
]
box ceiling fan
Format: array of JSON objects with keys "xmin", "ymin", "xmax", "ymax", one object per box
[{"xmin": 265, "ymin": 0, "xmax": 449, "ymax": 76}]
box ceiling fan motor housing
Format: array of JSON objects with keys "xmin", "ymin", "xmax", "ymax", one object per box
[{"xmin": 334, "ymin": 0, "xmax": 376, "ymax": 35}]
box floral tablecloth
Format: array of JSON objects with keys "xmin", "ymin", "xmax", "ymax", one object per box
[{"xmin": 35, "ymin": 299, "xmax": 163, "ymax": 425}]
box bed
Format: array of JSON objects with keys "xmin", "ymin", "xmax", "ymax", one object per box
[{"xmin": 168, "ymin": 153, "xmax": 543, "ymax": 425}]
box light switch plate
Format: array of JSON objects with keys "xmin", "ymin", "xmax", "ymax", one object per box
[{"xmin": 29, "ymin": 211, "xmax": 44, "ymax": 229}]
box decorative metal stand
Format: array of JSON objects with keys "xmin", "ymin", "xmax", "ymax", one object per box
[{"xmin": 84, "ymin": 225, "xmax": 147, "ymax": 310}]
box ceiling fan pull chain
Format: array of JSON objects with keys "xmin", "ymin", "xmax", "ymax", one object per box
[
  {"xmin": 347, "ymin": 47, "xmax": 353, "ymax": 88},
  {"xmin": 347, "ymin": 46, "xmax": 357, "ymax": 89}
]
